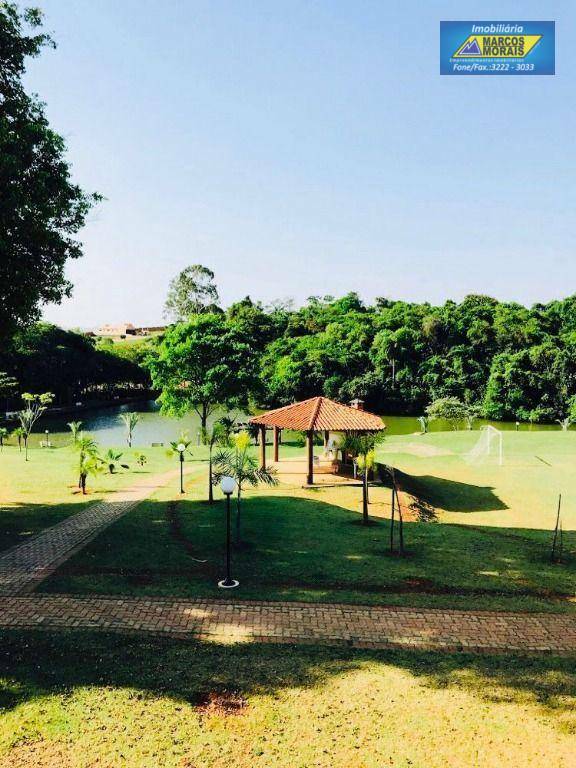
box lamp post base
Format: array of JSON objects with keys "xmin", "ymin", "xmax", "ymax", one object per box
[{"xmin": 218, "ymin": 579, "xmax": 240, "ymax": 589}]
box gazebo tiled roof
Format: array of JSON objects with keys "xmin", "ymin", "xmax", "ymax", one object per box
[{"xmin": 249, "ymin": 396, "xmax": 385, "ymax": 432}]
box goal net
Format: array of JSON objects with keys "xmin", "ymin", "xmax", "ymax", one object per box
[{"xmin": 465, "ymin": 426, "xmax": 503, "ymax": 466}]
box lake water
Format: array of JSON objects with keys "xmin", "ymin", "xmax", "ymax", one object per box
[{"xmin": 15, "ymin": 400, "xmax": 565, "ymax": 449}]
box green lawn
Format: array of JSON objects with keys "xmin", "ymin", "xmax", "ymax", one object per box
[
  {"xmin": 42, "ymin": 460, "xmax": 576, "ymax": 613},
  {"xmin": 0, "ymin": 631, "xmax": 574, "ymax": 768},
  {"xmin": 0, "ymin": 445, "xmax": 178, "ymax": 553},
  {"xmin": 4, "ymin": 430, "xmax": 576, "ymax": 613},
  {"xmin": 377, "ymin": 430, "xmax": 576, "ymax": 530}
]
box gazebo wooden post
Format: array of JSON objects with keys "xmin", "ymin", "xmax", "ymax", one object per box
[
  {"xmin": 273, "ymin": 426, "xmax": 280, "ymax": 462},
  {"xmin": 323, "ymin": 430, "xmax": 329, "ymax": 449},
  {"xmin": 259, "ymin": 425, "xmax": 266, "ymax": 469},
  {"xmin": 306, "ymin": 430, "xmax": 314, "ymax": 485}
]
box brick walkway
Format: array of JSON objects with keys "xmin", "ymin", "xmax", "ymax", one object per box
[
  {"xmin": 0, "ymin": 467, "xmax": 193, "ymax": 596},
  {"xmin": 1, "ymin": 594, "xmax": 575, "ymax": 655}
]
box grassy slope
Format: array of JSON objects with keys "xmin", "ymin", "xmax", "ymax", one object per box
[
  {"xmin": 0, "ymin": 631, "xmax": 574, "ymax": 768},
  {"xmin": 4, "ymin": 430, "xmax": 576, "ymax": 612},
  {"xmin": 0, "ymin": 445, "xmax": 177, "ymax": 553},
  {"xmin": 43, "ymin": 464, "xmax": 576, "ymax": 612}
]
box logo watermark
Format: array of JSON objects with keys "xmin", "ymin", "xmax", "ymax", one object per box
[{"xmin": 440, "ymin": 21, "xmax": 555, "ymax": 75}]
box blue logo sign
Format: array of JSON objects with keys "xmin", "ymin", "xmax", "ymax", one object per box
[{"xmin": 440, "ymin": 21, "xmax": 555, "ymax": 75}]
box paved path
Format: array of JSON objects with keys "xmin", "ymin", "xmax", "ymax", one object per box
[
  {"xmin": 0, "ymin": 467, "xmax": 193, "ymax": 596},
  {"xmin": 0, "ymin": 595, "xmax": 575, "ymax": 655}
]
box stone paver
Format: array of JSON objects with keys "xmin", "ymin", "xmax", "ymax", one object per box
[
  {"xmin": 0, "ymin": 595, "xmax": 575, "ymax": 656},
  {"xmin": 0, "ymin": 467, "xmax": 192, "ymax": 596}
]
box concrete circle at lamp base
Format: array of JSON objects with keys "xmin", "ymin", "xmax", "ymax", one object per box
[{"xmin": 218, "ymin": 579, "xmax": 240, "ymax": 589}]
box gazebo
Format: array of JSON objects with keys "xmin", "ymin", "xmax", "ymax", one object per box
[{"xmin": 249, "ymin": 396, "xmax": 385, "ymax": 485}]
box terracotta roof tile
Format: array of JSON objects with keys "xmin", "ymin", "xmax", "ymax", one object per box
[{"xmin": 249, "ymin": 397, "xmax": 385, "ymax": 432}]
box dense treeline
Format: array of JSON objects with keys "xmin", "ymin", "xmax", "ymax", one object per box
[
  {"xmin": 0, "ymin": 324, "xmax": 149, "ymax": 408},
  {"xmin": 216, "ymin": 292, "xmax": 576, "ymax": 423},
  {"xmin": 5, "ymin": 292, "xmax": 576, "ymax": 424}
]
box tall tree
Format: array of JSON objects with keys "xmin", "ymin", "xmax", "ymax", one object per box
[
  {"xmin": 148, "ymin": 313, "xmax": 258, "ymax": 430},
  {"xmin": 163, "ymin": 265, "xmax": 220, "ymax": 322},
  {"xmin": 0, "ymin": 4, "xmax": 100, "ymax": 340}
]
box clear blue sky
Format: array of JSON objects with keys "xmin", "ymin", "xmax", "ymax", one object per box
[{"xmin": 25, "ymin": 0, "xmax": 574, "ymax": 328}]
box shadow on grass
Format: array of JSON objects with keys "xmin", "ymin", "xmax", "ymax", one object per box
[
  {"xmin": 39, "ymin": 492, "xmax": 576, "ymax": 606},
  {"xmin": 396, "ymin": 470, "xmax": 508, "ymax": 513},
  {"xmin": 0, "ymin": 630, "xmax": 574, "ymax": 733},
  {"xmin": 0, "ymin": 500, "xmax": 96, "ymax": 554}
]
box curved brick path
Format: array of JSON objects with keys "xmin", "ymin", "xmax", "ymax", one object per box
[
  {"xmin": 0, "ymin": 466, "xmax": 195, "ymax": 596},
  {"xmin": 0, "ymin": 595, "xmax": 575, "ymax": 656}
]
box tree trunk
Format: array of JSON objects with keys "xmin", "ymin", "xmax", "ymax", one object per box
[
  {"xmin": 362, "ymin": 469, "xmax": 369, "ymax": 524},
  {"xmin": 208, "ymin": 452, "xmax": 214, "ymax": 503},
  {"xmin": 200, "ymin": 404, "xmax": 208, "ymax": 432},
  {"xmin": 24, "ymin": 436, "xmax": 28, "ymax": 461},
  {"xmin": 365, "ymin": 464, "xmax": 370, "ymax": 504},
  {"xmin": 390, "ymin": 484, "xmax": 395, "ymax": 553},
  {"xmin": 81, "ymin": 474, "xmax": 87, "ymax": 495},
  {"xmin": 396, "ymin": 486, "xmax": 404, "ymax": 555},
  {"xmin": 235, "ymin": 488, "xmax": 242, "ymax": 545}
]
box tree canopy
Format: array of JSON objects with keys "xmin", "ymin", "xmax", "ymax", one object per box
[
  {"xmin": 163, "ymin": 265, "xmax": 220, "ymax": 322},
  {"xmin": 223, "ymin": 291, "xmax": 576, "ymax": 423},
  {"xmin": 147, "ymin": 313, "xmax": 259, "ymax": 428},
  {"xmin": 0, "ymin": 3, "xmax": 100, "ymax": 339},
  {"xmin": 0, "ymin": 323, "xmax": 148, "ymax": 406}
]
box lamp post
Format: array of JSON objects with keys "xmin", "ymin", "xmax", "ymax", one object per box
[
  {"xmin": 218, "ymin": 475, "xmax": 239, "ymax": 589},
  {"xmin": 177, "ymin": 442, "xmax": 186, "ymax": 493},
  {"xmin": 44, "ymin": 429, "xmax": 49, "ymax": 448}
]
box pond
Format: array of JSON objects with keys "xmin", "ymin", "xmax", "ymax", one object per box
[{"xmin": 13, "ymin": 400, "xmax": 566, "ymax": 449}]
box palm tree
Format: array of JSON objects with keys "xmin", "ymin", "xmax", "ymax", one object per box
[
  {"xmin": 0, "ymin": 427, "xmax": 8, "ymax": 452},
  {"xmin": 103, "ymin": 449, "xmax": 129, "ymax": 474},
  {"xmin": 72, "ymin": 434, "xmax": 102, "ymax": 494},
  {"xmin": 11, "ymin": 426, "xmax": 24, "ymax": 452},
  {"xmin": 67, "ymin": 421, "xmax": 83, "ymax": 444},
  {"xmin": 341, "ymin": 432, "xmax": 385, "ymax": 525},
  {"xmin": 202, "ymin": 416, "xmax": 235, "ymax": 503},
  {"xmin": 212, "ymin": 431, "xmax": 277, "ymax": 545},
  {"xmin": 119, "ymin": 412, "xmax": 140, "ymax": 447}
]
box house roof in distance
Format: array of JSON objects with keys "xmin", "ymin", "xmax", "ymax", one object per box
[{"xmin": 249, "ymin": 396, "xmax": 385, "ymax": 432}]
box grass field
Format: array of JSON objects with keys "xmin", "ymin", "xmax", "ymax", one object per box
[
  {"xmin": 0, "ymin": 445, "xmax": 177, "ymax": 553},
  {"xmin": 0, "ymin": 631, "xmax": 574, "ymax": 768},
  {"xmin": 40, "ymin": 431, "xmax": 576, "ymax": 612},
  {"xmin": 378, "ymin": 430, "xmax": 576, "ymax": 530},
  {"xmin": 3, "ymin": 430, "xmax": 576, "ymax": 612},
  {"xmin": 2, "ymin": 431, "xmax": 576, "ymax": 766}
]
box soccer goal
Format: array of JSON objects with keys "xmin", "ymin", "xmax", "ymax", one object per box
[{"xmin": 465, "ymin": 425, "xmax": 503, "ymax": 466}]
